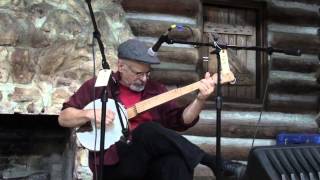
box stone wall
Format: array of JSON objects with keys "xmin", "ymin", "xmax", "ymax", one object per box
[{"xmin": 0, "ymin": 0, "xmax": 133, "ymax": 115}]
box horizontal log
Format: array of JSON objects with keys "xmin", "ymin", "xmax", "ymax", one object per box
[
  {"xmin": 270, "ymin": 31, "xmax": 320, "ymax": 54},
  {"xmin": 277, "ymin": 0, "xmax": 320, "ymax": 5},
  {"xmin": 267, "ymin": 2, "xmax": 320, "ymax": 26},
  {"xmin": 269, "ymin": 70, "xmax": 320, "ymax": 94},
  {"xmin": 125, "ymin": 12, "xmax": 197, "ymax": 25},
  {"xmin": 121, "ymin": 0, "xmax": 200, "ymax": 17},
  {"xmin": 267, "ymin": 24, "xmax": 319, "ymax": 36},
  {"xmin": 184, "ymin": 135, "xmax": 276, "ymax": 160},
  {"xmin": 142, "ymin": 40, "xmax": 199, "ymax": 64},
  {"xmin": 152, "ymin": 62, "xmax": 196, "ymax": 71},
  {"xmin": 316, "ymin": 113, "xmax": 320, "ymax": 128},
  {"xmin": 204, "ymin": 101, "xmax": 263, "ymax": 112},
  {"xmin": 317, "ymin": 68, "xmax": 320, "ymax": 84},
  {"xmin": 150, "ymin": 69, "xmax": 199, "ymax": 85},
  {"xmin": 267, "ymin": 93, "xmax": 319, "ymax": 113},
  {"xmin": 183, "ymin": 110, "xmax": 318, "ymax": 138},
  {"xmin": 127, "ymin": 18, "xmax": 201, "ymax": 41},
  {"xmin": 271, "ymin": 53, "xmax": 320, "ymax": 73},
  {"xmin": 157, "ymin": 46, "xmax": 199, "ymax": 64}
]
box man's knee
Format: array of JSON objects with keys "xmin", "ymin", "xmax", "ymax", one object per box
[
  {"xmin": 137, "ymin": 121, "xmax": 161, "ymax": 131},
  {"xmin": 133, "ymin": 122, "xmax": 162, "ymax": 139}
]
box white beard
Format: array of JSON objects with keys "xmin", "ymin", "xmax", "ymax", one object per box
[
  {"xmin": 121, "ymin": 77, "xmax": 146, "ymax": 92},
  {"xmin": 129, "ymin": 84, "xmax": 145, "ymax": 92}
]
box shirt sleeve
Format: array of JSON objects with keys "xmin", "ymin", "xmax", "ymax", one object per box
[
  {"xmin": 62, "ymin": 78, "xmax": 100, "ymax": 110},
  {"xmin": 156, "ymin": 84, "xmax": 199, "ymax": 131}
]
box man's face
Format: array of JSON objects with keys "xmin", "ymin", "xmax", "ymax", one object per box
[{"xmin": 118, "ymin": 59, "xmax": 151, "ymax": 92}]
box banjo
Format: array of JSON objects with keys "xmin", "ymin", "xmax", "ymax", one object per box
[{"xmin": 76, "ymin": 50, "xmax": 235, "ymax": 151}]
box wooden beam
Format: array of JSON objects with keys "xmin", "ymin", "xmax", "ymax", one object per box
[
  {"xmin": 152, "ymin": 62, "xmax": 196, "ymax": 71},
  {"xmin": 277, "ymin": 0, "xmax": 320, "ymax": 5},
  {"xmin": 271, "ymin": 53, "xmax": 320, "ymax": 73},
  {"xmin": 317, "ymin": 67, "xmax": 320, "ymax": 84},
  {"xmin": 270, "ymin": 31, "xmax": 320, "ymax": 54},
  {"xmin": 202, "ymin": 0, "xmax": 266, "ymax": 9},
  {"xmin": 127, "ymin": 18, "xmax": 201, "ymax": 41},
  {"xmin": 183, "ymin": 110, "xmax": 318, "ymax": 138},
  {"xmin": 267, "ymin": 2, "xmax": 320, "ymax": 26},
  {"xmin": 125, "ymin": 12, "xmax": 197, "ymax": 25},
  {"xmin": 137, "ymin": 39, "xmax": 199, "ymax": 64},
  {"xmin": 151, "ymin": 70, "xmax": 199, "ymax": 85},
  {"xmin": 157, "ymin": 46, "xmax": 199, "ymax": 64},
  {"xmin": 121, "ymin": 0, "xmax": 200, "ymax": 17},
  {"xmin": 204, "ymin": 101, "xmax": 263, "ymax": 112},
  {"xmin": 316, "ymin": 113, "xmax": 320, "ymax": 128},
  {"xmin": 267, "ymin": 93, "xmax": 319, "ymax": 113},
  {"xmin": 184, "ymin": 135, "xmax": 276, "ymax": 160},
  {"xmin": 204, "ymin": 22, "xmax": 254, "ymax": 36},
  {"xmin": 268, "ymin": 24, "xmax": 319, "ymax": 36},
  {"xmin": 269, "ymin": 70, "xmax": 320, "ymax": 94}
]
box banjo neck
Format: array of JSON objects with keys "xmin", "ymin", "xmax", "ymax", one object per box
[
  {"xmin": 126, "ymin": 69, "xmax": 235, "ymax": 119},
  {"xmin": 126, "ymin": 81, "xmax": 201, "ymax": 119}
]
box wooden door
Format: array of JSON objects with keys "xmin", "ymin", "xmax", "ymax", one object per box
[{"xmin": 203, "ymin": 6, "xmax": 257, "ymax": 102}]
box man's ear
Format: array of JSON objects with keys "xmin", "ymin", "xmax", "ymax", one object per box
[{"xmin": 118, "ymin": 60, "xmax": 125, "ymax": 72}]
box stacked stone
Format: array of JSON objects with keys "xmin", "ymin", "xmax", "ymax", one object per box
[{"xmin": 0, "ymin": 0, "xmax": 132, "ymax": 114}]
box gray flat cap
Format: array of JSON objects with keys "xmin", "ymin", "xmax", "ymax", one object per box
[{"xmin": 118, "ymin": 39, "xmax": 160, "ymax": 64}]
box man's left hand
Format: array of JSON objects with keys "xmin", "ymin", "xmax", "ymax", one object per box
[{"xmin": 197, "ymin": 72, "xmax": 215, "ymax": 101}]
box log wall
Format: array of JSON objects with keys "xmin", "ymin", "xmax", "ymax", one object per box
[
  {"xmin": 122, "ymin": 0, "xmax": 320, "ymax": 113},
  {"xmin": 120, "ymin": 1, "xmax": 320, "ymax": 176},
  {"xmin": 266, "ymin": 0, "xmax": 320, "ymax": 113}
]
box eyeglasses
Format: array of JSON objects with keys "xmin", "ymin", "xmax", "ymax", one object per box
[{"xmin": 125, "ymin": 64, "xmax": 151, "ymax": 79}]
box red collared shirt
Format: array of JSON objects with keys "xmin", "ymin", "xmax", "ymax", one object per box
[{"xmin": 62, "ymin": 73, "xmax": 199, "ymax": 165}]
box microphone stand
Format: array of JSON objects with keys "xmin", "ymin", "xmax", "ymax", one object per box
[
  {"xmin": 163, "ymin": 37, "xmax": 300, "ymax": 180},
  {"xmin": 85, "ymin": 1, "xmax": 129, "ymax": 180},
  {"xmin": 212, "ymin": 39, "xmax": 223, "ymax": 180}
]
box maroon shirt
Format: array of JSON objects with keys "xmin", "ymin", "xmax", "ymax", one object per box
[{"xmin": 62, "ymin": 73, "xmax": 199, "ymax": 165}]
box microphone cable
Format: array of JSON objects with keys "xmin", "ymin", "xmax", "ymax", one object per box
[
  {"xmin": 90, "ymin": 34, "xmax": 99, "ymax": 180},
  {"xmin": 176, "ymin": 24, "xmax": 197, "ymax": 47},
  {"xmin": 251, "ymin": 52, "xmax": 272, "ymax": 148}
]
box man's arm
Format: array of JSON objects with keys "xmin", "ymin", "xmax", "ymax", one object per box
[
  {"xmin": 58, "ymin": 107, "xmax": 115, "ymax": 128},
  {"xmin": 182, "ymin": 72, "xmax": 215, "ymax": 124},
  {"xmin": 58, "ymin": 107, "xmax": 92, "ymax": 128}
]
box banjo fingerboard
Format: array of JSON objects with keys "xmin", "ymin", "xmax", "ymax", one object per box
[{"xmin": 127, "ymin": 82, "xmax": 201, "ymax": 119}]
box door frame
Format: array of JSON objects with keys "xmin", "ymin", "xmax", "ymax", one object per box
[{"xmin": 201, "ymin": 0, "xmax": 267, "ymax": 103}]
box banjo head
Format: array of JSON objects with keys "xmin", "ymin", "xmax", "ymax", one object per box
[{"xmin": 76, "ymin": 99, "xmax": 128, "ymax": 151}]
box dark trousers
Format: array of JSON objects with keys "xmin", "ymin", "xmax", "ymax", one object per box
[{"xmin": 100, "ymin": 122, "xmax": 206, "ymax": 180}]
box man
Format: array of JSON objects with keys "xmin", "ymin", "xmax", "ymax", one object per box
[{"xmin": 58, "ymin": 39, "xmax": 246, "ymax": 180}]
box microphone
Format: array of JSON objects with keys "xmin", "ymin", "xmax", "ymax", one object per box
[{"xmin": 148, "ymin": 24, "xmax": 177, "ymax": 56}]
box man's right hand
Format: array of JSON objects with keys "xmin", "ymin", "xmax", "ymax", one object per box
[{"xmin": 86, "ymin": 109, "xmax": 115, "ymax": 128}]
